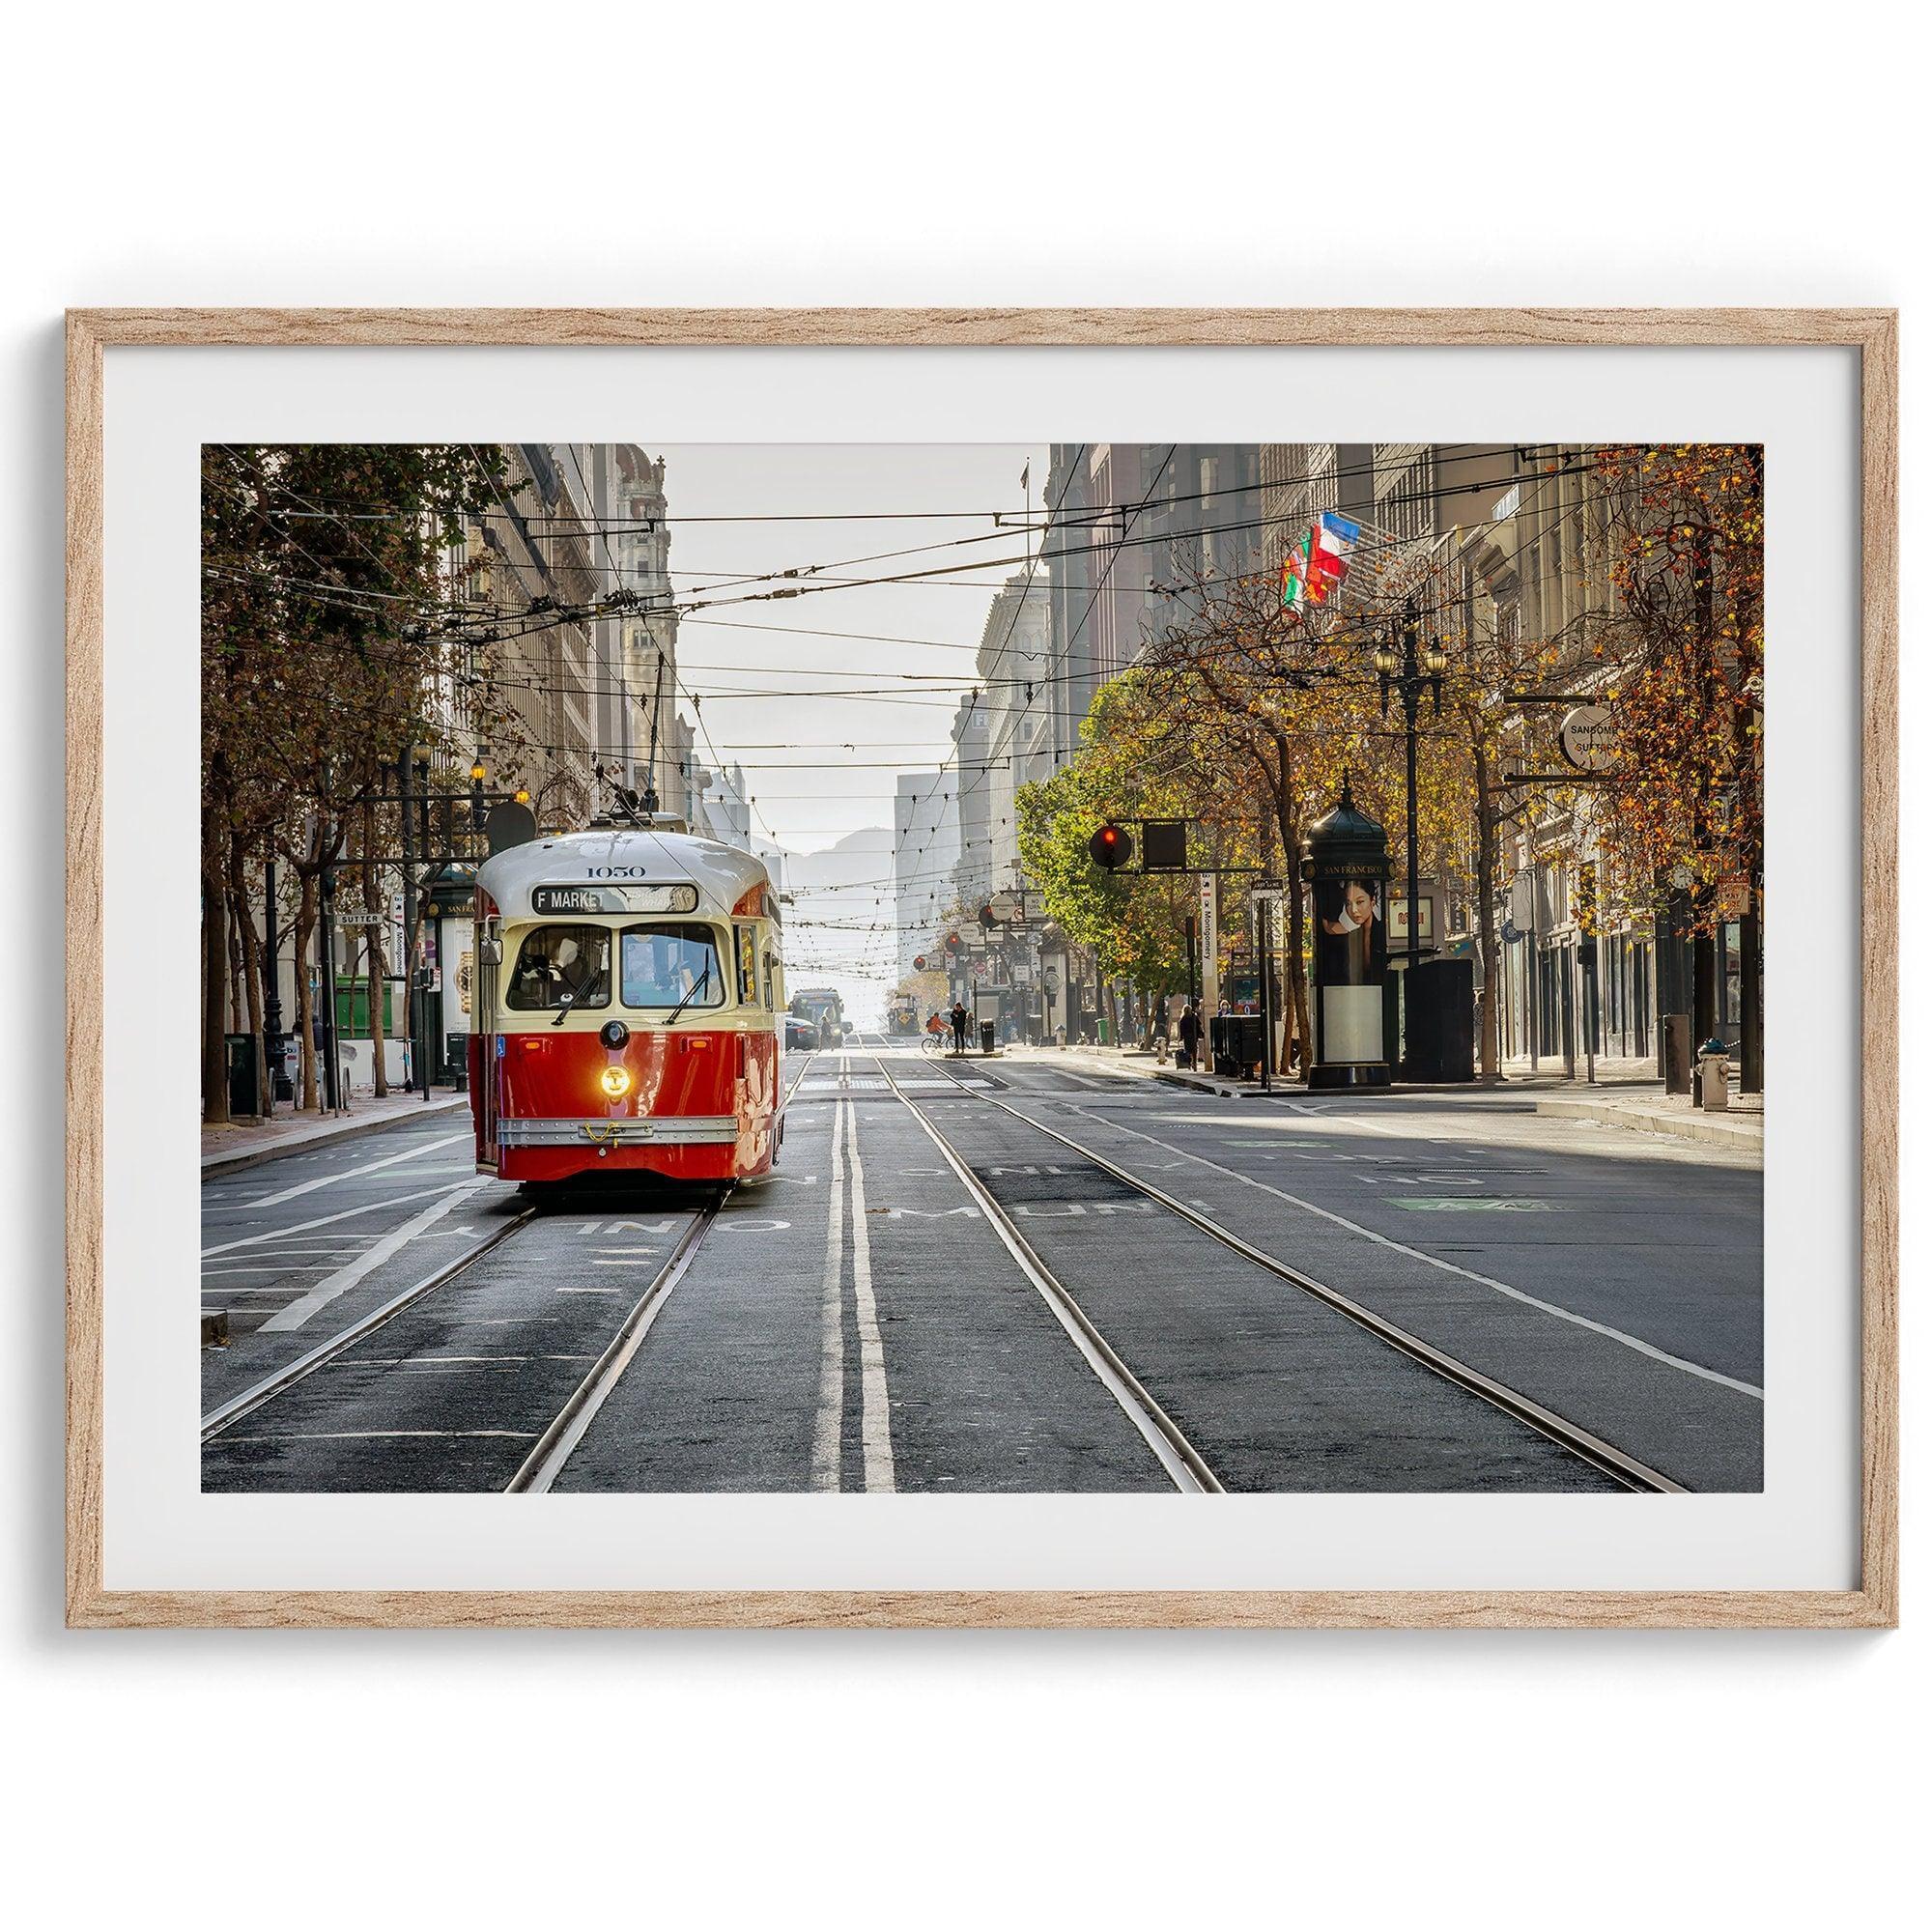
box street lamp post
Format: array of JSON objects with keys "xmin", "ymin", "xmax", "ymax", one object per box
[{"xmin": 1374, "ymin": 596, "xmax": 1449, "ymax": 1075}]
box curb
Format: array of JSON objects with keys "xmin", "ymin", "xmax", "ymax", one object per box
[
  {"xmin": 1533, "ymin": 1094, "xmax": 1762, "ymax": 1150},
  {"xmin": 201, "ymin": 1093, "xmax": 471, "ymax": 1178},
  {"xmin": 1154, "ymin": 1069, "xmax": 1241, "ymax": 1096}
]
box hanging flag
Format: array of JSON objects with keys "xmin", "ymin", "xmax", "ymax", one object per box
[
  {"xmin": 1281, "ymin": 533, "xmax": 1311, "ymax": 607},
  {"xmin": 1282, "ymin": 511, "xmax": 1361, "ymax": 609},
  {"xmin": 1310, "ymin": 511, "xmax": 1360, "ymax": 592},
  {"xmin": 1020, "ymin": 459, "xmax": 1031, "ymax": 492}
]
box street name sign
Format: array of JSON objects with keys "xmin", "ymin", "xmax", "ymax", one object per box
[{"xmin": 1559, "ymin": 703, "xmax": 1617, "ymax": 772}]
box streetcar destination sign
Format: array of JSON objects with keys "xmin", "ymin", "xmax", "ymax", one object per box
[{"xmin": 531, "ymin": 883, "xmax": 700, "ymax": 916}]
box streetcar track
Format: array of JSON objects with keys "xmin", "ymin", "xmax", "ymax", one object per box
[
  {"xmin": 199, "ymin": 1206, "xmax": 540, "ymax": 1441},
  {"xmin": 503, "ymin": 1195, "xmax": 726, "ymax": 1493},
  {"xmin": 873, "ymin": 1055, "xmax": 1220, "ymax": 1494},
  {"xmin": 204, "ymin": 1050, "xmax": 822, "ymax": 1453},
  {"xmin": 889, "ymin": 1046, "xmax": 1683, "ymax": 1495}
]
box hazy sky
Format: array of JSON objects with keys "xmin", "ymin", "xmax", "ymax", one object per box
[{"xmin": 656, "ymin": 443, "xmax": 1050, "ymax": 1015}]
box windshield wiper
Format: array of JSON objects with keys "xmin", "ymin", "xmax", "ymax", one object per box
[
  {"xmin": 551, "ymin": 968, "xmax": 597, "ymax": 1027},
  {"xmin": 664, "ymin": 962, "xmax": 713, "ymax": 1027}
]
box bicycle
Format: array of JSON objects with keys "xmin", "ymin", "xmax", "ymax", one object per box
[{"xmin": 920, "ymin": 1029, "xmax": 947, "ymax": 1059}]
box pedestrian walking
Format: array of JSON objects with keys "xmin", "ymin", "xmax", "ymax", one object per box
[
  {"xmin": 1178, "ymin": 1002, "xmax": 1201, "ymax": 1071},
  {"xmin": 949, "ymin": 999, "xmax": 970, "ymax": 1057}
]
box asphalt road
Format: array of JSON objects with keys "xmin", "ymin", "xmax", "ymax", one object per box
[{"xmin": 200, "ymin": 1037, "xmax": 1763, "ymax": 1493}]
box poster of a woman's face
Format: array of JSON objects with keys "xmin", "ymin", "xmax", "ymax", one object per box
[
  {"xmin": 1313, "ymin": 875, "xmax": 1382, "ymax": 987},
  {"xmin": 1321, "ymin": 879, "xmax": 1378, "ymax": 936}
]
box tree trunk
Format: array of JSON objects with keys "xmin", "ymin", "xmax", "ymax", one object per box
[
  {"xmin": 361, "ymin": 806, "xmax": 390, "ymax": 1097},
  {"xmin": 1266, "ymin": 736, "xmax": 1311, "ymax": 1078},
  {"xmin": 202, "ymin": 845, "xmax": 231, "ymax": 1125},
  {"xmin": 293, "ymin": 869, "xmax": 320, "ymax": 1112},
  {"xmin": 227, "ymin": 896, "xmax": 245, "ymax": 1036},
  {"xmin": 1470, "ymin": 718, "xmax": 1501, "ymax": 1082},
  {"xmin": 228, "ymin": 837, "xmax": 267, "ymax": 1116}
]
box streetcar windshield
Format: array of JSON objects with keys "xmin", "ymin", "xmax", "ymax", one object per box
[
  {"xmin": 620, "ymin": 923, "xmax": 725, "ymax": 1010},
  {"xmin": 504, "ymin": 923, "xmax": 611, "ymax": 1011}
]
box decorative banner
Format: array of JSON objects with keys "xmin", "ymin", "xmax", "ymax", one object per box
[{"xmin": 1198, "ymin": 872, "xmax": 1219, "ymax": 1014}]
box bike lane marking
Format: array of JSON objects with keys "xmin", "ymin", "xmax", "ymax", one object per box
[
  {"xmin": 201, "ymin": 1179, "xmax": 472, "ymax": 1258},
  {"xmin": 231, "ymin": 1133, "xmax": 471, "ymax": 1211},
  {"xmin": 259, "ymin": 1181, "xmax": 489, "ymax": 1332}
]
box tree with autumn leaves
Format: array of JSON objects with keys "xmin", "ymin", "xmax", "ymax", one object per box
[
  {"xmin": 1577, "ymin": 443, "xmax": 1765, "ymax": 1079},
  {"xmin": 1021, "ymin": 560, "xmax": 1490, "ymax": 1065},
  {"xmin": 1587, "ymin": 444, "xmax": 1763, "ymax": 895},
  {"xmin": 1023, "ymin": 447, "xmax": 1764, "ymax": 1082},
  {"xmin": 200, "ymin": 444, "xmax": 514, "ymax": 1122}
]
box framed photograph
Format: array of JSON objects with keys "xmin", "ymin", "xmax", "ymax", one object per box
[{"xmin": 66, "ymin": 308, "xmax": 1896, "ymax": 1628}]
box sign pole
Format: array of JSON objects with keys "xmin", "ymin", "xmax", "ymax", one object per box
[
  {"xmin": 1256, "ymin": 888, "xmax": 1274, "ymax": 1092},
  {"xmin": 1198, "ymin": 873, "xmax": 1218, "ymax": 1021},
  {"xmin": 399, "ymin": 748, "xmax": 417, "ymax": 1094}
]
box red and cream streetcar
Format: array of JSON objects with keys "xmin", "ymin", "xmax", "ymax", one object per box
[{"xmin": 469, "ymin": 824, "xmax": 785, "ymax": 1187}]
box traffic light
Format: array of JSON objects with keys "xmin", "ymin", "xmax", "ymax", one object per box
[
  {"xmin": 945, "ymin": 931, "xmax": 963, "ymax": 954},
  {"xmin": 913, "ymin": 953, "xmax": 926, "ymax": 971},
  {"xmin": 1089, "ymin": 822, "xmax": 1131, "ymax": 870}
]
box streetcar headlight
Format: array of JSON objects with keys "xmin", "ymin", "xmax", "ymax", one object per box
[{"xmin": 599, "ymin": 1065, "xmax": 632, "ymax": 1098}]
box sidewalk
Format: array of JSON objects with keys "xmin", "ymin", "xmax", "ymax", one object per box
[
  {"xmin": 201, "ymin": 1086, "xmax": 470, "ymax": 1177},
  {"xmin": 1004, "ymin": 1041, "xmax": 1248, "ymax": 1096},
  {"xmin": 1532, "ymin": 1087, "xmax": 1762, "ymax": 1151},
  {"xmin": 1021, "ymin": 1040, "xmax": 1763, "ymax": 1148}
]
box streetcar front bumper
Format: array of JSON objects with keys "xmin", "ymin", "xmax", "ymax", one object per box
[{"xmin": 496, "ymin": 1115, "xmax": 740, "ymax": 1148}]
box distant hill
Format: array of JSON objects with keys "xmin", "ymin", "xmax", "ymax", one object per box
[
  {"xmin": 773, "ymin": 828, "xmax": 895, "ymax": 1026},
  {"xmin": 778, "ymin": 826, "xmax": 894, "ymax": 895}
]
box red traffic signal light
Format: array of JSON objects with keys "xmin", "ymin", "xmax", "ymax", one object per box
[
  {"xmin": 945, "ymin": 931, "xmax": 962, "ymax": 953},
  {"xmin": 1088, "ymin": 822, "xmax": 1131, "ymax": 870},
  {"xmin": 913, "ymin": 953, "xmax": 926, "ymax": 970}
]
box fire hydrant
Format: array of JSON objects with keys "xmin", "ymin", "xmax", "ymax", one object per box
[{"xmin": 1697, "ymin": 1037, "xmax": 1730, "ymax": 1111}]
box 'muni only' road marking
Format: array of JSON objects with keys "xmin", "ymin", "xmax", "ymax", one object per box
[
  {"xmin": 230, "ymin": 1133, "xmax": 471, "ymax": 1211},
  {"xmin": 259, "ymin": 1182, "xmax": 487, "ymax": 1331}
]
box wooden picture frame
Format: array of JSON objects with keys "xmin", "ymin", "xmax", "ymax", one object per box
[{"xmin": 65, "ymin": 307, "xmax": 1898, "ymax": 1630}]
